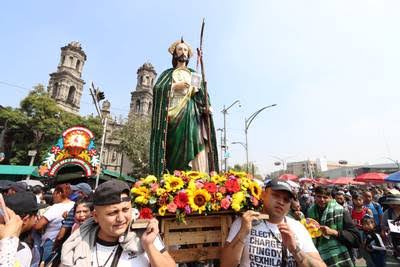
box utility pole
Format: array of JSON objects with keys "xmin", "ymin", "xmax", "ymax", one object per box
[
  {"xmin": 26, "ymin": 150, "xmax": 37, "ymax": 180},
  {"xmin": 221, "ymin": 100, "xmax": 240, "ymax": 172},
  {"xmin": 217, "ymin": 128, "xmax": 224, "ymax": 171},
  {"xmin": 89, "ymin": 82, "xmax": 106, "ymax": 188}
]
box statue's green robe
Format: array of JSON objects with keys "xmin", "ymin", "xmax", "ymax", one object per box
[{"xmin": 150, "ymin": 68, "xmax": 219, "ymax": 178}]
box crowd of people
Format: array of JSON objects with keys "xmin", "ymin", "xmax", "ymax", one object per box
[
  {"xmin": 294, "ymin": 182, "xmax": 400, "ymax": 266},
  {"xmin": 0, "ymin": 177, "xmax": 400, "ymax": 267},
  {"xmin": 0, "ymin": 180, "xmax": 175, "ymax": 267}
]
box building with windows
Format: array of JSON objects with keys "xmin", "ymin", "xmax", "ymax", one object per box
[
  {"xmin": 47, "ymin": 41, "xmax": 156, "ymax": 175},
  {"xmin": 286, "ymin": 160, "xmax": 318, "ymax": 177}
]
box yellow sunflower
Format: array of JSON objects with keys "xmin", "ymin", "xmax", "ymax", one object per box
[
  {"xmin": 249, "ymin": 182, "xmax": 262, "ymax": 199},
  {"xmin": 229, "ymin": 170, "xmax": 248, "ymax": 179},
  {"xmin": 185, "ymin": 171, "xmax": 207, "ymax": 180},
  {"xmin": 131, "ymin": 186, "xmax": 150, "ymax": 197},
  {"xmin": 187, "ymin": 180, "xmax": 197, "ymax": 191},
  {"xmin": 231, "ymin": 191, "xmax": 245, "ymax": 212},
  {"xmin": 211, "ymin": 202, "xmax": 221, "ymax": 211},
  {"xmin": 188, "ymin": 188, "xmax": 211, "ymax": 214},
  {"xmin": 240, "ymin": 177, "xmax": 251, "ymax": 190},
  {"xmin": 158, "ymin": 205, "xmax": 168, "ymax": 216},
  {"xmin": 211, "ymin": 174, "xmax": 227, "ymax": 185},
  {"xmin": 134, "ymin": 195, "xmax": 149, "ymax": 205},
  {"xmin": 216, "ymin": 192, "xmax": 224, "ymax": 200},
  {"xmin": 143, "ymin": 175, "xmax": 158, "ymax": 184},
  {"xmin": 156, "ymin": 188, "xmax": 166, "ymax": 196},
  {"xmin": 164, "ymin": 175, "xmax": 184, "ymax": 192}
]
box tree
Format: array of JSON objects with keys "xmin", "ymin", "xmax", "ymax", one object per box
[
  {"xmin": 0, "ymin": 84, "xmax": 102, "ymax": 165},
  {"xmin": 116, "ymin": 114, "xmax": 151, "ymax": 179}
]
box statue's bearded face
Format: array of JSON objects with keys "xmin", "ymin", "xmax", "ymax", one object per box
[{"xmin": 174, "ymin": 43, "xmax": 189, "ymax": 62}]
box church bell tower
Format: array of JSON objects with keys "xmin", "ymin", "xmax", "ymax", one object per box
[
  {"xmin": 129, "ymin": 62, "xmax": 157, "ymax": 117},
  {"xmin": 48, "ymin": 41, "xmax": 87, "ymax": 114}
]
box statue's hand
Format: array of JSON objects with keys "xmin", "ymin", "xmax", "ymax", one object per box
[{"xmin": 172, "ymin": 81, "xmax": 190, "ymax": 91}]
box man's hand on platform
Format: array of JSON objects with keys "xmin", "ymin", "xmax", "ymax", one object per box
[
  {"xmin": 240, "ymin": 210, "xmax": 260, "ymax": 236},
  {"xmin": 141, "ymin": 218, "xmax": 159, "ymax": 249}
]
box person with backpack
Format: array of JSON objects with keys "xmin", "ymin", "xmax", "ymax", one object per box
[
  {"xmin": 361, "ymin": 215, "xmax": 386, "ymax": 267},
  {"xmin": 364, "ymin": 191, "xmax": 383, "ymax": 232}
]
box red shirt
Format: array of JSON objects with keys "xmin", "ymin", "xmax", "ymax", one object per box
[{"xmin": 351, "ymin": 207, "xmax": 368, "ymax": 228}]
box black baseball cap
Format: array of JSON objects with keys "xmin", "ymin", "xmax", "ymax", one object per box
[
  {"xmin": 93, "ymin": 180, "xmax": 131, "ymax": 206},
  {"xmin": 264, "ymin": 179, "xmax": 295, "ymax": 199},
  {"xmin": 4, "ymin": 191, "xmax": 38, "ymax": 216}
]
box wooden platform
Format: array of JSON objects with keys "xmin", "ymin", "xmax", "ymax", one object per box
[{"xmin": 160, "ymin": 213, "xmax": 234, "ymax": 263}]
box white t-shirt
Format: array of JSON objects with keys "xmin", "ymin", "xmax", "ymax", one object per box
[
  {"xmin": 226, "ymin": 216, "xmax": 317, "ymax": 267},
  {"xmin": 42, "ymin": 201, "xmax": 75, "ymax": 243},
  {"xmin": 91, "ymin": 235, "xmax": 166, "ymax": 267},
  {"xmin": 17, "ymin": 241, "xmax": 33, "ymax": 267}
]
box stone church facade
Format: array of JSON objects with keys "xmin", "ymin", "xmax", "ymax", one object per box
[
  {"xmin": 47, "ymin": 41, "xmax": 86, "ymax": 115},
  {"xmin": 47, "ymin": 41, "xmax": 156, "ymax": 175},
  {"xmin": 129, "ymin": 62, "xmax": 156, "ymax": 117}
]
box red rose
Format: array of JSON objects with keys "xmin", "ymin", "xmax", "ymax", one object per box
[
  {"xmin": 139, "ymin": 207, "xmax": 153, "ymax": 219},
  {"xmin": 225, "ymin": 179, "xmax": 240, "ymax": 193},
  {"xmin": 221, "ymin": 197, "xmax": 231, "ymax": 210},
  {"xmin": 204, "ymin": 182, "xmax": 217, "ymax": 193},
  {"xmin": 174, "ymin": 191, "xmax": 189, "ymax": 209}
]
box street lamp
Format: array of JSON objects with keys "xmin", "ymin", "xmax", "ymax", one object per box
[
  {"xmin": 217, "ymin": 128, "xmax": 224, "ymax": 171},
  {"xmin": 232, "ymin": 141, "xmax": 247, "ymax": 151},
  {"xmin": 221, "ymin": 100, "xmax": 241, "ymax": 172},
  {"xmin": 245, "ymin": 104, "xmax": 277, "ymax": 172}
]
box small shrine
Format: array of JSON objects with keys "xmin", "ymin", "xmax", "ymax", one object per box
[{"xmin": 38, "ymin": 126, "xmax": 99, "ymax": 178}]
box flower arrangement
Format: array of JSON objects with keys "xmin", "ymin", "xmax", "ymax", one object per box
[{"xmin": 131, "ymin": 170, "xmax": 263, "ymax": 223}]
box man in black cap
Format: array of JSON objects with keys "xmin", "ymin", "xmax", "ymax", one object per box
[
  {"xmin": 61, "ymin": 179, "xmax": 175, "ymax": 267},
  {"xmin": 221, "ymin": 179, "xmax": 326, "ymax": 267},
  {"xmin": 3, "ymin": 191, "xmax": 39, "ymax": 267}
]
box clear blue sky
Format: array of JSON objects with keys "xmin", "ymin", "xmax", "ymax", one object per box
[{"xmin": 1, "ymin": 1, "xmax": 399, "ymax": 176}]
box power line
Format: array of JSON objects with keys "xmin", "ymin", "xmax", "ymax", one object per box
[
  {"xmin": 0, "ymin": 80, "xmax": 131, "ymax": 113},
  {"xmin": 0, "ymin": 80, "xmax": 33, "ymax": 92}
]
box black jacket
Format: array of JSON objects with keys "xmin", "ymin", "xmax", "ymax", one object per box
[{"xmin": 337, "ymin": 210, "xmax": 362, "ymax": 249}]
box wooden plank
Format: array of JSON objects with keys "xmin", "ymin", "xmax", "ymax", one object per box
[
  {"xmin": 220, "ymin": 216, "xmax": 229, "ymax": 245},
  {"xmin": 162, "ymin": 221, "xmax": 170, "ymax": 245},
  {"xmin": 162, "ymin": 216, "xmax": 223, "ymax": 230},
  {"xmin": 166, "ymin": 230, "xmax": 222, "ymax": 245},
  {"xmin": 169, "ymin": 247, "xmax": 221, "ymax": 263}
]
